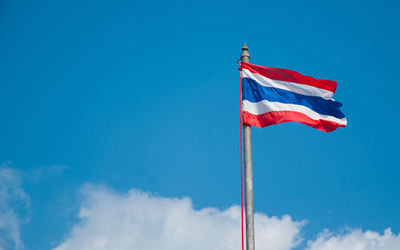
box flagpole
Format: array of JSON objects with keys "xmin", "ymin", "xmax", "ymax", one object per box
[{"xmin": 240, "ymin": 44, "xmax": 255, "ymax": 250}]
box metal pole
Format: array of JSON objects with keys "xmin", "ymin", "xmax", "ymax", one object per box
[{"xmin": 240, "ymin": 44, "xmax": 255, "ymax": 250}]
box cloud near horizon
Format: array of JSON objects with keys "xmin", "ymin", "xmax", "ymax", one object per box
[
  {"xmin": 307, "ymin": 228, "xmax": 400, "ymax": 250},
  {"xmin": 53, "ymin": 185, "xmax": 400, "ymax": 250},
  {"xmin": 53, "ymin": 185, "xmax": 304, "ymax": 250},
  {"xmin": 0, "ymin": 164, "xmax": 30, "ymax": 250}
]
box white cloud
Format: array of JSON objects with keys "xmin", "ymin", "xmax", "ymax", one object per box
[
  {"xmin": 0, "ymin": 163, "xmax": 30, "ymax": 250},
  {"xmin": 53, "ymin": 185, "xmax": 304, "ymax": 250},
  {"xmin": 52, "ymin": 184, "xmax": 400, "ymax": 250},
  {"xmin": 0, "ymin": 163, "xmax": 396, "ymax": 250},
  {"xmin": 306, "ymin": 228, "xmax": 400, "ymax": 250}
]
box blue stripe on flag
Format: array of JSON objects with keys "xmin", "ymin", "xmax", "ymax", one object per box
[{"xmin": 242, "ymin": 77, "xmax": 345, "ymax": 119}]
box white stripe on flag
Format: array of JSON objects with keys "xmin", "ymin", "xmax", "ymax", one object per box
[
  {"xmin": 242, "ymin": 100, "xmax": 347, "ymax": 125},
  {"xmin": 241, "ymin": 69, "xmax": 334, "ymax": 100}
]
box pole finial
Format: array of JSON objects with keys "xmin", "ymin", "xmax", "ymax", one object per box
[{"xmin": 240, "ymin": 43, "xmax": 250, "ymax": 63}]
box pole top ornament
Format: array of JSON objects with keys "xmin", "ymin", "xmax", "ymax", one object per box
[{"xmin": 240, "ymin": 44, "xmax": 250, "ymax": 62}]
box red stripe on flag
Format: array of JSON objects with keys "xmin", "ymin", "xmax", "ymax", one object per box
[
  {"xmin": 243, "ymin": 110, "xmax": 344, "ymax": 132},
  {"xmin": 240, "ymin": 62, "xmax": 337, "ymax": 93}
]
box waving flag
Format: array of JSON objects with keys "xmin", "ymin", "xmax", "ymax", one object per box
[{"xmin": 240, "ymin": 62, "xmax": 347, "ymax": 132}]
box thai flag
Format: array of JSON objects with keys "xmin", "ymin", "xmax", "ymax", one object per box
[{"xmin": 240, "ymin": 62, "xmax": 347, "ymax": 132}]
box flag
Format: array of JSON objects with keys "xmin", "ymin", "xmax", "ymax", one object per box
[{"xmin": 240, "ymin": 62, "xmax": 347, "ymax": 132}]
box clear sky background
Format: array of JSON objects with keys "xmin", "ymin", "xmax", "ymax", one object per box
[{"xmin": 1, "ymin": 0, "xmax": 400, "ymax": 249}]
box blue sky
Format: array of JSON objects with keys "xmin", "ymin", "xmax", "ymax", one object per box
[{"xmin": 1, "ymin": 0, "xmax": 400, "ymax": 249}]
